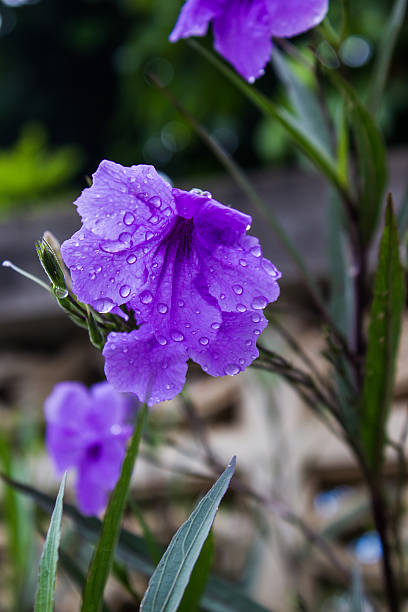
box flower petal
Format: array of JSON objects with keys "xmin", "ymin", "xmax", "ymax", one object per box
[
  {"xmin": 169, "ymin": 0, "xmax": 226, "ymax": 42},
  {"xmin": 190, "ymin": 310, "xmax": 267, "ymax": 376},
  {"xmin": 268, "ymin": 0, "xmax": 328, "ymax": 37},
  {"xmin": 103, "ymin": 326, "xmax": 188, "ymax": 406},
  {"xmin": 197, "ymin": 233, "xmax": 281, "ymax": 314},
  {"xmin": 86, "ymin": 382, "xmax": 133, "ymax": 435},
  {"xmin": 213, "ymin": 0, "xmax": 272, "ymax": 81},
  {"xmin": 76, "ymin": 160, "xmax": 176, "ymax": 241}
]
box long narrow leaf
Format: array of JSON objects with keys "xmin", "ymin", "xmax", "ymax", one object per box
[
  {"xmin": 140, "ymin": 457, "xmax": 236, "ymax": 612},
  {"xmin": 361, "ymin": 198, "xmax": 406, "ymax": 471},
  {"xmin": 34, "ymin": 473, "xmax": 66, "ymax": 612},
  {"xmin": 178, "ymin": 531, "xmax": 214, "ymax": 612},
  {"xmin": 189, "ymin": 40, "xmax": 349, "ymax": 201},
  {"xmin": 1, "ymin": 474, "xmax": 273, "ymax": 612},
  {"xmin": 81, "ymin": 403, "xmax": 148, "ymax": 612},
  {"xmin": 368, "ymin": 0, "xmax": 407, "ymax": 114}
]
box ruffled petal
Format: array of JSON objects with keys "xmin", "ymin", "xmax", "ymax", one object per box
[
  {"xmin": 190, "ymin": 310, "xmax": 268, "ymax": 376},
  {"xmin": 196, "ymin": 232, "xmax": 281, "ymax": 314},
  {"xmin": 61, "ymin": 225, "xmax": 164, "ymax": 313},
  {"xmin": 213, "ymin": 0, "xmax": 272, "ymax": 81},
  {"xmin": 103, "ymin": 326, "xmax": 188, "ymax": 406},
  {"xmin": 169, "ymin": 0, "xmax": 226, "ymax": 42},
  {"xmin": 268, "ymin": 0, "xmax": 328, "ymax": 37},
  {"xmin": 86, "ymin": 382, "xmax": 133, "ymax": 436},
  {"xmin": 44, "ymin": 382, "xmax": 90, "ymax": 473},
  {"xmin": 75, "ymin": 160, "xmax": 176, "ymax": 241}
]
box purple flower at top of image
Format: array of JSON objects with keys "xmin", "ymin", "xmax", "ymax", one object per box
[
  {"xmin": 61, "ymin": 160, "xmax": 281, "ymax": 406},
  {"xmin": 169, "ymin": 0, "xmax": 329, "ymax": 82},
  {"xmin": 45, "ymin": 381, "xmax": 133, "ymax": 515}
]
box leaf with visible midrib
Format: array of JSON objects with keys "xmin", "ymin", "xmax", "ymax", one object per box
[
  {"xmin": 140, "ymin": 458, "xmax": 236, "ymax": 612},
  {"xmin": 34, "ymin": 473, "xmax": 66, "ymax": 612},
  {"xmin": 361, "ymin": 199, "xmax": 406, "ymax": 471}
]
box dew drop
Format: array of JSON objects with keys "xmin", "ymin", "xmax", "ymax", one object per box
[
  {"xmin": 89, "ymin": 272, "xmax": 96, "ymax": 280},
  {"xmin": 245, "ymin": 339, "xmax": 252, "ymax": 346},
  {"xmin": 171, "ymin": 331, "xmax": 184, "ymax": 342},
  {"xmin": 158, "ymin": 303, "xmax": 168, "ymax": 314},
  {"xmin": 211, "ymin": 322, "xmax": 220, "ymax": 330},
  {"xmin": 253, "ymin": 329, "xmax": 261, "ymax": 336},
  {"xmin": 220, "ymin": 293, "xmax": 226, "ymax": 300},
  {"xmin": 149, "ymin": 215, "xmax": 159, "ymax": 225},
  {"xmin": 224, "ymin": 363, "xmax": 240, "ymax": 376},
  {"xmin": 239, "ymin": 259, "xmax": 248, "ymax": 267},
  {"xmin": 252, "ymin": 313, "xmax": 261, "ymax": 323},
  {"xmin": 95, "ymin": 265, "xmax": 102, "ymax": 273},
  {"xmin": 120, "ymin": 285, "xmax": 131, "ymax": 298},
  {"xmin": 149, "ymin": 196, "xmax": 162, "ymax": 209},
  {"xmin": 140, "ymin": 290, "xmax": 153, "ymax": 304},
  {"xmin": 158, "ymin": 336, "xmax": 167, "ymax": 346},
  {"xmin": 119, "ymin": 232, "xmax": 132, "ymax": 246},
  {"xmin": 100, "ymin": 240, "xmax": 125, "ymax": 254},
  {"xmin": 178, "ymin": 299, "xmax": 185, "ymax": 307},
  {"xmin": 233, "ymin": 285, "xmax": 243, "ymax": 295},
  {"xmin": 250, "ymin": 245, "xmax": 262, "ymax": 257},
  {"xmin": 94, "ymin": 297, "xmax": 114, "ymax": 313},
  {"xmin": 262, "ymin": 259, "xmax": 279, "ymax": 277},
  {"xmin": 236, "ymin": 304, "xmax": 246, "ymax": 312},
  {"xmin": 127, "ymin": 254, "xmax": 137, "ymax": 264},
  {"xmin": 239, "ymin": 358, "xmax": 245, "ymax": 365},
  {"xmin": 162, "ymin": 207, "xmax": 172, "ymax": 217},
  {"xmin": 199, "ymin": 337, "xmax": 209, "ymax": 346},
  {"xmin": 165, "ymin": 383, "xmax": 174, "ymax": 390},
  {"xmin": 185, "ymin": 322, "xmax": 191, "ymax": 328},
  {"xmin": 145, "ymin": 231, "xmax": 154, "ymax": 241},
  {"xmin": 123, "ymin": 211, "xmax": 135, "ymax": 226},
  {"xmin": 109, "ymin": 277, "xmax": 115, "ymax": 283},
  {"xmin": 251, "ymin": 296, "xmax": 267, "ymax": 310}
]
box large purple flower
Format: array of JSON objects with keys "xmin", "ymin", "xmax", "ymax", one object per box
[
  {"xmin": 61, "ymin": 160, "xmax": 281, "ymax": 406},
  {"xmin": 170, "ymin": 0, "xmax": 329, "ymax": 81},
  {"xmin": 45, "ymin": 381, "xmax": 132, "ymax": 515}
]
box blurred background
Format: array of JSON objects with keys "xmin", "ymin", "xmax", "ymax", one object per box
[{"xmin": 0, "ymin": 0, "xmax": 408, "ymax": 610}]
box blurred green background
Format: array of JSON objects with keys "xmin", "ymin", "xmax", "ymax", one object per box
[{"xmin": 0, "ymin": 0, "xmax": 407, "ymax": 214}]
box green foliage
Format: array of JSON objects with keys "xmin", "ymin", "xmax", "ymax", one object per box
[
  {"xmin": 34, "ymin": 473, "xmax": 66, "ymax": 612},
  {"xmin": 177, "ymin": 531, "xmax": 214, "ymax": 612},
  {"xmin": 140, "ymin": 459, "xmax": 235, "ymax": 611},
  {"xmin": 81, "ymin": 404, "xmax": 148, "ymax": 612},
  {"xmin": 361, "ymin": 200, "xmax": 406, "ymax": 472},
  {"xmin": 0, "ymin": 124, "xmax": 80, "ymax": 213}
]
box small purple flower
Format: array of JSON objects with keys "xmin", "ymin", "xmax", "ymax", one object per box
[
  {"xmin": 61, "ymin": 160, "xmax": 281, "ymax": 406},
  {"xmin": 169, "ymin": 0, "xmax": 329, "ymax": 82},
  {"xmin": 44, "ymin": 381, "xmax": 133, "ymax": 515}
]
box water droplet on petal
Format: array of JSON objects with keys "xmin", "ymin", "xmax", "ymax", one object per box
[
  {"xmin": 239, "ymin": 358, "xmax": 245, "ymax": 365},
  {"xmin": 140, "ymin": 290, "xmax": 153, "ymax": 304},
  {"xmin": 119, "ymin": 232, "xmax": 132, "ymax": 246},
  {"xmin": 199, "ymin": 337, "xmax": 209, "ymax": 346},
  {"xmin": 251, "ymin": 296, "xmax": 267, "ymax": 310},
  {"xmin": 220, "ymin": 293, "xmax": 226, "ymax": 300},
  {"xmin": 239, "ymin": 259, "xmax": 248, "ymax": 267},
  {"xmin": 250, "ymin": 245, "xmax": 262, "ymax": 257},
  {"xmin": 145, "ymin": 231, "xmax": 154, "ymax": 241},
  {"xmin": 178, "ymin": 299, "xmax": 185, "ymax": 307},
  {"xmin": 158, "ymin": 336, "xmax": 167, "ymax": 346},
  {"xmin": 245, "ymin": 339, "xmax": 252, "ymax": 346},
  {"xmin": 149, "ymin": 215, "xmax": 159, "ymax": 225},
  {"xmin": 211, "ymin": 322, "xmax": 220, "ymax": 330},
  {"xmin": 171, "ymin": 331, "xmax": 184, "ymax": 342},
  {"xmin": 158, "ymin": 303, "xmax": 168, "ymax": 314},
  {"xmin": 224, "ymin": 363, "xmax": 240, "ymax": 376},
  {"xmin": 254, "ymin": 329, "xmax": 261, "ymax": 336},
  {"xmin": 236, "ymin": 304, "xmax": 246, "ymax": 312},
  {"xmin": 233, "ymin": 285, "xmax": 243, "ymax": 295},
  {"xmin": 94, "ymin": 297, "xmax": 114, "ymax": 313},
  {"xmin": 95, "ymin": 265, "xmax": 102, "ymax": 273},
  {"xmin": 252, "ymin": 313, "xmax": 261, "ymax": 323},
  {"xmin": 120, "ymin": 285, "xmax": 131, "ymax": 298},
  {"xmin": 127, "ymin": 254, "xmax": 137, "ymax": 264},
  {"xmin": 123, "ymin": 211, "xmax": 135, "ymax": 226},
  {"xmin": 149, "ymin": 196, "xmax": 162, "ymax": 209},
  {"xmin": 262, "ymin": 259, "xmax": 280, "ymax": 277}
]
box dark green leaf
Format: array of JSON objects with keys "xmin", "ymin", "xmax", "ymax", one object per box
[
  {"xmin": 34, "ymin": 473, "xmax": 66, "ymax": 612},
  {"xmin": 81, "ymin": 403, "xmax": 148, "ymax": 612},
  {"xmin": 1, "ymin": 474, "xmax": 273, "ymax": 612},
  {"xmin": 368, "ymin": 0, "xmax": 408, "ymax": 115},
  {"xmin": 361, "ymin": 199, "xmax": 406, "ymax": 471},
  {"xmin": 270, "ymin": 49, "xmax": 330, "ymax": 153},
  {"xmin": 140, "ymin": 458, "xmax": 235, "ymax": 612},
  {"xmin": 178, "ymin": 531, "xmax": 214, "ymax": 612},
  {"xmin": 397, "ymin": 187, "xmax": 408, "ymax": 238}
]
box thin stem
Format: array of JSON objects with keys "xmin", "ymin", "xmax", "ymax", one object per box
[{"xmin": 2, "ymin": 260, "xmax": 51, "ymax": 292}]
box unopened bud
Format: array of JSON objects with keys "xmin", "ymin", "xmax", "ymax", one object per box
[
  {"xmin": 36, "ymin": 238, "xmax": 67, "ymax": 296},
  {"xmin": 87, "ymin": 310, "xmax": 105, "ymax": 350}
]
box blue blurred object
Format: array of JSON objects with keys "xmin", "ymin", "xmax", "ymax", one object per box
[
  {"xmin": 352, "ymin": 531, "xmax": 383, "ymax": 565},
  {"xmin": 314, "ymin": 486, "xmax": 352, "ymax": 518}
]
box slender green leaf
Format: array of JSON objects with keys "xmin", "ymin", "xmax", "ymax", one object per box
[
  {"xmin": 328, "ymin": 71, "xmax": 387, "ymax": 243},
  {"xmin": 361, "ymin": 199, "xmax": 406, "ymax": 471},
  {"xmin": 397, "ymin": 187, "xmax": 408, "ymax": 237},
  {"xmin": 270, "ymin": 49, "xmax": 330, "ymax": 153},
  {"xmin": 1, "ymin": 474, "xmax": 273, "ymax": 612},
  {"xmin": 140, "ymin": 458, "xmax": 235, "ymax": 612},
  {"xmin": 189, "ymin": 40, "xmax": 349, "ymax": 201},
  {"xmin": 81, "ymin": 403, "xmax": 148, "ymax": 612},
  {"xmin": 34, "ymin": 473, "xmax": 66, "ymax": 612},
  {"xmin": 129, "ymin": 500, "xmax": 162, "ymax": 565},
  {"xmin": 178, "ymin": 531, "xmax": 214, "ymax": 612},
  {"xmin": 368, "ymin": 0, "xmax": 408, "ymax": 114}
]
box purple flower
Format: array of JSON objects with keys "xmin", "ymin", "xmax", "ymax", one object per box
[
  {"xmin": 44, "ymin": 381, "xmax": 133, "ymax": 515},
  {"xmin": 169, "ymin": 0, "xmax": 329, "ymax": 82},
  {"xmin": 61, "ymin": 160, "xmax": 281, "ymax": 406}
]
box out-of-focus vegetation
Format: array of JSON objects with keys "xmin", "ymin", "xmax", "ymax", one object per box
[{"xmin": 0, "ymin": 0, "xmax": 407, "ymax": 216}]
